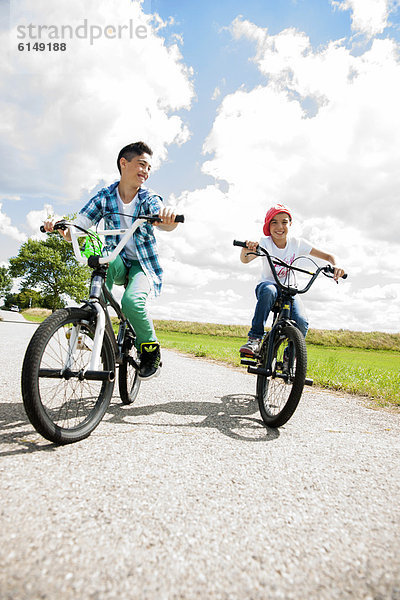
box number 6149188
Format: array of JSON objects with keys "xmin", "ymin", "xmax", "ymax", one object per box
[{"xmin": 18, "ymin": 42, "xmax": 67, "ymax": 51}]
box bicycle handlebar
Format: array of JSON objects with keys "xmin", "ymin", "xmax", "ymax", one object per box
[
  {"xmin": 39, "ymin": 213, "xmax": 184, "ymax": 234},
  {"xmin": 233, "ymin": 239, "xmax": 348, "ymax": 294},
  {"xmin": 40, "ymin": 214, "xmax": 185, "ymax": 265}
]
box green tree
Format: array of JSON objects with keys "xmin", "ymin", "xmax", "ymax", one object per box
[
  {"xmin": 9, "ymin": 235, "xmax": 91, "ymax": 311},
  {"xmin": 4, "ymin": 288, "xmax": 46, "ymax": 310},
  {"xmin": 0, "ymin": 265, "xmax": 12, "ymax": 299}
]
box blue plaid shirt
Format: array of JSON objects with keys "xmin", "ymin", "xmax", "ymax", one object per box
[{"xmin": 79, "ymin": 181, "xmax": 164, "ymax": 296}]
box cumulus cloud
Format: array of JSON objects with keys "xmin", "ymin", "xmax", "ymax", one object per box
[
  {"xmin": 202, "ymin": 18, "xmax": 400, "ymax": 246},
  {"xmin": 0, "ymin": 203, "xmax": 26, "ymax": 242},
  {"xmin": 331, "ymin": 0, "xmax": 392, "ymax": 37},
  {"xmin": 2, "ymin": 0, "xmax": 194, "ymax": 200},
  {"xmin": 154, "ymin": 12, "xmax": 400, "ymax": 332}
]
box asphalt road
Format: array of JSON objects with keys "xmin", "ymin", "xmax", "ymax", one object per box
[{"xmin": 1, "ymin": 309, "xmax": 399, "ymax": 600}]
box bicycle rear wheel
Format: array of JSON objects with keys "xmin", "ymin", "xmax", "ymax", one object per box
[
  {"xmin": 21, "ymin": 307, "xmax": 116, "ymax": 445},
  {"xmin": 118, "ymin": 334, "xmax": 141, "ymax": 405},
  {"xmin": 257, "ymin": 324, "xmax": 307, "ymax": 427}
]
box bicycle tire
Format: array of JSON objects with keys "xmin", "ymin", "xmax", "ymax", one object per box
[
  {"xmin": 21, "ymin": 307, "xmax": 116, "ymax": 445},
  {"xmin": 257, "ymin": 324, "xmax": 307, "ymax": 427},
  {"xmin": 118, "ymin": 335, "xmax": 141, "ymax": 405}
]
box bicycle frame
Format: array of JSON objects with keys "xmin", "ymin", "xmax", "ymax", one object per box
[{"xmin": 61, "ymin": 217, "xmax": 151, "ymax": 375}]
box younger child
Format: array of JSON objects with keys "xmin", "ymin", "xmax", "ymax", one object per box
[{"xmin": 239, "ymin": 203, "xmax": 345, "ymax": 356}]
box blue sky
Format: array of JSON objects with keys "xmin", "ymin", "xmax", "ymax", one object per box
[
  {"xmin": 148, "ymin": 0, "xmax": 355, "ymax": 198},
  {"xmin": 1, "ymin": 0, "xmax": 400, "ymax": 332}
]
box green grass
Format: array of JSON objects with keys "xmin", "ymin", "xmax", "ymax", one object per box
[
  {"xmin": 21, "ymin": 311, "xmax": 400, "ymax": 406},
  {"xmin": 157, "ymin": 330, "xmax": 400, "ymax": 407},
  {"xmin": 154, "ymin": 319, "xmax": 400, "ymax": 351}
]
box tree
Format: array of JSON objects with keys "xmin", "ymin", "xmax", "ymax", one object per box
[
  {"xmin": 4, "ymin": 288, "xmax": 47, "ymax": 310},
  {"xmin": 0, "ymin": 266, "xmax": 12, "ymax": 299},
  {"xmin": 9, "ymin": 235, "xmax": 91, "ymax": 312}
]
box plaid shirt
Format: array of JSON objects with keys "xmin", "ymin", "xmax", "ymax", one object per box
[{"xmin": 79, "ymin": 181, "xmax": 164, "ymax": 296}]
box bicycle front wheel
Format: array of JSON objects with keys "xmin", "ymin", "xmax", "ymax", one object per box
[
  {"xmin": 118, "ymin": 335, "xmax": 141, "ymax": 405},
  {"xmin": 257, "ymin": 324, "xmax": 307, "ymax": 427},
  {"xmin": 21, "ymin": 308, "xmax": 116, "ymax": 445}
]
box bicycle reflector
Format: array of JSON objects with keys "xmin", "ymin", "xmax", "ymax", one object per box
[{"xmin": 81, "ymin": 233, "xmax": 103, "ymax": 258}]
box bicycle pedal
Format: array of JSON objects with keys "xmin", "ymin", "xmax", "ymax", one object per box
[
  {"xmin": 305, "ymin": 378, "xmax": 313, "ymax": 386},
  {"xmin": 247, "ymin": 365, "xmax": 269, "ymax": 376},
  {"xmin": 241, "ymin": 359, "xmax": 258, "ymax": 366}
]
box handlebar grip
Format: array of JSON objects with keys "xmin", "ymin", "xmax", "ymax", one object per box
[
  {"xmin": 233, "ymin": 240, "xmax": 247, "ymax": 248},
  {"xmin": 40, "ymin": 221, "xmax": 67, "ymax": 233},
  {"xmin": 174, "ymin": 214, "xmax": 184, "ymax": 223},
  {"xmin": 325, "ymin": 264, "xmax": 348, "ymax": 279}
]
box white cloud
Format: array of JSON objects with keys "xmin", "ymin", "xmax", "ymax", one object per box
[
  {"xmin": 0, "ymin": 203, "xmax": 26, "ymax": 242},
  {"xmin": 204, "ymin": 19, "xmax": 400, "ymax": 246},
  {"xmin": 1, "ymin": 0, "xmax": 194, "ymax": 200},
  {"xmin": 154, "ymin": 15, "xmax": 400, "ymax": 332},
  {"xmin": 331, "ymin": 0, "xmax": 392, "ymax": 37}
]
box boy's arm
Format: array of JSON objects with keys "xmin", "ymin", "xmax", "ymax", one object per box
[
  {"xmin": 310, "ymin": 247, "xmax": 345, "ymax": 281},
  {"xmin": 240, "ymin": 241, "xmax": 259, "ymax": 264}
]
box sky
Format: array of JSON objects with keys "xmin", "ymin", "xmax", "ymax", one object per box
[{"xmin": 1, "ymin": 0, "xmax": 400, "ymax": 332}]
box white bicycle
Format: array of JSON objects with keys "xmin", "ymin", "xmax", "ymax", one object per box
[{"xmin": 21, "ymin": 213, "xmax": 184, "ymax": 445}]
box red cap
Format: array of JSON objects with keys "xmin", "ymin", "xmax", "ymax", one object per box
[{"xmin": 263, "ymin": 204, "xmax": 292, "ymax": 236}]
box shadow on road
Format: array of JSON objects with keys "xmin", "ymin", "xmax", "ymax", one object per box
[
  {"xmin": 0, "ymin": 401, "xmax": 56, "ymax": 457},
  {"xmin": 0, "ymin": 393, "xmax": 278, "ymax": 455},
  {"xmin": 106, "ymin": 392, "xmax": 280, "ymax": 443}
]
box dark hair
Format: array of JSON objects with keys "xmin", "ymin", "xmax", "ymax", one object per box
[{"xmin": 117, "ymin": 141, "xmax": 153, "ymax": 174}]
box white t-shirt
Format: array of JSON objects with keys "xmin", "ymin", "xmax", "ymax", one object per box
[
  {"xmin": 114, "ymin": 187, "xmax": 139, "ymax": 260},
  {"xmin": 258, "ymin": 235, "xmax": 313, "ymax": 285},
  {"xmin": 73, "ymin": 188, "xmax": 140, "ymax": 261}
]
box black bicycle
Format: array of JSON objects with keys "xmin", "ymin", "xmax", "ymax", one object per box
[
  {"xmin": 21, "ymin": 213, "xmax": 184, "ymax": 445},
  {"xmin": 233, "ymin": 240, "xmax": 347, "ymax": 427}
]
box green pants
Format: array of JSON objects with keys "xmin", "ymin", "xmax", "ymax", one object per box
[{"xmin": 106, "ymin": 255, "xmax": 157, "ymax": 349}]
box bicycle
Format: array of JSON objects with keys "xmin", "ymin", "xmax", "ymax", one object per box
[
  {"xmin": 21, "ymin": 213, "xmax": 184, "ymax": 445},
  {"xmin": 233, "ymin": 240, "xmax": 347, "ymax": 428}
]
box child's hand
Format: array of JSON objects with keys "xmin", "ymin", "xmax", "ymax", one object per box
[
  {"xmin": 240, "ymin": 240, "xmax": 259, "ymax": 263},
  {"xmin": 333, "ymin": 266, "xmax": 345, "ymax": 281},
  {"xmin": 42, "ymin": 220, "xmax": 70, "ymax": 240},
  {"xmin": 245, "ymin": 240, "xmax": 259, "ymax": 252},
  {"xmin": 154, "ymin": 207, "xmax": 178, "ymax": 231},
  {"xmin": 157, "ymin": 207, "xmax": 176, "ymax": 225}
]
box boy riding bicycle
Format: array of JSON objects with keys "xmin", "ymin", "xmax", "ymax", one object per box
[
  {"xmin": 239, "ymin": 203, "xmax": 345, "ymax": 357},
  {"xmin": 43, "ymin": 141, "xmax": 180, "ymax": 380}
]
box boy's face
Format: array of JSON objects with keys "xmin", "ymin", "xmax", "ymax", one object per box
[
  {"xmin": 269, "ymin": 212, "xmax": 291, "ymax": 245},
  {"xmin": 120, "ymin": 153, "xmax": 152, "ymax": 187}
]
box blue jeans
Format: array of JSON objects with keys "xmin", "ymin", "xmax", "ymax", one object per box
[{"xmin": 248, "ymin": 282, "xmax": 309, "ymax": 339}]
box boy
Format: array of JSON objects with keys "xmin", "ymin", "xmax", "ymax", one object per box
[
  {"xmin": 43, "ymin": 141, "xmax": 179, "ymax": 379},
  {"xmin": 239, "ymin": 203, "xmax": 345, "ymax": 357}
]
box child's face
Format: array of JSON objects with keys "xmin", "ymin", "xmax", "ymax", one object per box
[
  {"xmin": 269, "ymin": 212, "xmax": 291, "ymax": 245},
  {"xmin": 121, "ymin": 153, "xmax": 152, "ymax": 187}
]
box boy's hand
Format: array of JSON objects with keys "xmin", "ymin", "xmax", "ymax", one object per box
[
  {"xmin": 42, "ymin": 220, "xmax": 70, "ymax": 241},
  {"xmin": 333, "ymin": 266, "xmax": 345, "ymax": 281},
  {"xmin": 154, "ymin": 207, "xmax": 178, "ymax": 231},
  {"xmin": 240, "ymin": 240, "xmax": 259, "ymax": 264},
  {"xmin": 245, "ymin": 240, "xmax": 259, "ymax": 252}
]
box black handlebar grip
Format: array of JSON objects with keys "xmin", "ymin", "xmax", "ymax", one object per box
[
  {"xmin": 233, "ymin": 240, "xmax": 247, "ymax": 247},
  {"xmin": 40, "ymin": 221, "xmax": 67, "ymax": 233},
  {"xmin": 174, "ymin": 214, "xmax": 185, "ymax": 223},
  {"xmin": 342, "ymin": 273, "xmax": 348, "ymax": 279}
]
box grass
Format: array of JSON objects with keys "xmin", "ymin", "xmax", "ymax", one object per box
[
  {"xmin": 20, "ymin": 310, "xmax": 400, "ymax": 407},
  {"xmin": 156, "ymin": 330, "xmax": 400, "ymax": 406}
]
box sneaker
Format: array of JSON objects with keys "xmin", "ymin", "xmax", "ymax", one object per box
[
  {"xmin": 239, "ymin": 337, "xmax": 261, "ymax": 357},
  {"xmin": 139, "ymin": 342, "xmax": 161, "ymax": 379}
]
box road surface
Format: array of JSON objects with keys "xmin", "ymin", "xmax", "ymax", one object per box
[{"xmin": 0, "ymin": 309, "xmax": 399, "ymax": 599}]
